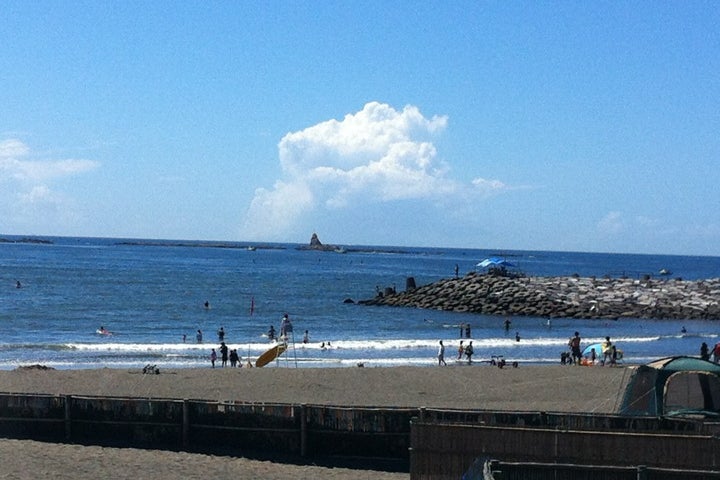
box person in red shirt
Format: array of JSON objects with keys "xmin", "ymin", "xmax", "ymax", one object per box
[{"xmin": 712, "ymin": 342, "xmax": 720, "ymax": 364}]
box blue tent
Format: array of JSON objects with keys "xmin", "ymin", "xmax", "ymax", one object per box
[{"xmin": 476, "ymin": 257, "xmax": 514, "ymax": 268}]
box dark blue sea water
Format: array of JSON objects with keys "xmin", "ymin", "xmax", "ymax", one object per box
[{"xmin": 1, "ymin": 236, "xmax": 719, "ymax": 370}]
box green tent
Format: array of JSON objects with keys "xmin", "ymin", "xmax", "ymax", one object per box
[{"xmin": 619, "ymin": 356, "xmax": 720, "ymax": 418}]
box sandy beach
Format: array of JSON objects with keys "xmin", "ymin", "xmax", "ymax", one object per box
[{"xmin": 0, "ymin": 365, "xmax": 634, "ymax": 479}]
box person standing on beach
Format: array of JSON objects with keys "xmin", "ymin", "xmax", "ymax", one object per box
[
  {"xmin": 465, "ymin": 341, "xmax": 474, "ymax": 364},
  {"xmin": 210, "ymin": 348, "xmax": 217, "ymax": 368},
  {"xmin": 713, "ymin": 343, "xmax": 720, "ymax": 363},
  {"xmin": 220, "ymin": 342, "xmax": 228, "ymax": 367},
  {"xmin": 458, "ymin": 341, "xmax": 464, "ymax": 360},
  {"xmin": 701, "ymin": 342, "xmax": 710, "ymax": 361},
  {"xmin": 609, "ymin": 345, "xmax": 618, "ymax": 366},
  {"xmin": 569, "ymin": 331, "xmax": 582, "ymax": 365},
  {"xmin": 438, "ymin": 341, "xmax": 447, "ymax": 366},
  {"xmin": 601, "ymin": 336, "xmax": 613, "ymax": 365}
]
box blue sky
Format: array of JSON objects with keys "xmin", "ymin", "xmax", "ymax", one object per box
[{"xmin": 1, "ymin": 2, "xmax": 719, "ymax": 255}]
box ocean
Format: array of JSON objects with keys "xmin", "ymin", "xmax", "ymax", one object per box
[{"xmin": 1, "ymin": 235, "xmax": 719, "ymax": 370}]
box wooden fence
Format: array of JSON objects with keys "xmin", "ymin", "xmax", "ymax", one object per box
[
  {"xmin": 410, "ymin": 421, "xmax": 720, "ymax": 480},
  {"xmin": 0, "ymin": 392, "xmax": 414, "ymax": 464},
  {"xmin": 2, "ymin": 392, "xmax": 720, "ymax": 477}
]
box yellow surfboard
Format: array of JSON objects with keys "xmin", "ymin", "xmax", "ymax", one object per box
[{"xmin": 255, "ymin": 343, "xmax": 287, "ymax": 368}]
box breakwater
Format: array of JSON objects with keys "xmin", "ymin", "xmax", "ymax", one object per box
[{"xmin": 360, "ymin": 272, "xmax": 720, "ymax": 320}]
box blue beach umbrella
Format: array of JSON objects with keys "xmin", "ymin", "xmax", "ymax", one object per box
[{"xmin": 583, "ymin": 343, "xmax": 604, "ymax": 358}]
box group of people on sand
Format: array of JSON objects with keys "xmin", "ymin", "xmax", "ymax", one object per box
[
  {"xmin": 436, "ymin": 340, "xmax": 474, "ymax": 366},
  {"xmin": 208, "ymin": 328, "xmax": 245, "ymax": 367},
  {"xmin": 210, "ymin": 342, "xmax": 244, "ymax": 368},
  {"xmin": 442, "ymin": 326, "xmax": 614, "ymax": 368},
  {"xmin": 454, "ymin": 340, "xmax": 475, "ymax": 364},
  {"xmin": 440, "ymin": 338, "xmax": 522, "ymax": 367},
  {"xmin": 437, "ymin": 340, "xmax": 474, "ymax": 366},
  {"xmin": 561, "ymin": 331, "xmax": 619, "ymax": 366}
]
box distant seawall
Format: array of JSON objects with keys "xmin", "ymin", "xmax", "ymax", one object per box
[{"xmin": 359, "ymin": 272, "xmax": 720, "ymax": 320}]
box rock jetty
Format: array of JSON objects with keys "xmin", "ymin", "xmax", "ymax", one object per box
[{"xmin": 360, "ymin": 272, "xmax": 720, "ymax": 320}]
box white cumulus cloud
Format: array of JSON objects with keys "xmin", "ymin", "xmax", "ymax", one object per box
[
  {"xmin": 0, "ymin": 138, "xmax": 99, "ymax": 233},
  {"xmin": 241, "ymin": 102, "xmax": 508, "ymax": 242},
  {"xmin": 0, "ymin": 139, "xmax": 99, "ymax": 182}
]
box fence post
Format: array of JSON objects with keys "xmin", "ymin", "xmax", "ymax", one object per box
[
  {"xmin": 182, "ymin": 399, "xmax": 189, "ymax": 448},
  {"xmin": 636, "ymin": 465, "xmax": 647, "ymax": 480},
  {"xmin": 64, "ymin": 395, "xmax": 72, "ymax": 441},
  {"xmin": 300, "ymin": 404, "xmax": 307, "ymax": 457}
]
